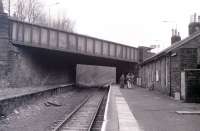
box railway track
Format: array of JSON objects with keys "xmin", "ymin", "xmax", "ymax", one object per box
[
  {"xmin": 50, "ymin": 88, "xmax": 108, "ymax": 131},
  {"xmin": 90, "ymin": 90, "xmax": 108, "ymax": 131}
]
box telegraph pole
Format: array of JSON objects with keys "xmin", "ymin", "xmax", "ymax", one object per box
[{"xmin": 8, "ymin": 0, "xmax": 10, "ymax": 16}]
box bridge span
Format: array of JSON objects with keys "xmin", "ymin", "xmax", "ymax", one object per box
[
  {"xmin": 0, "ymin": 6, "xmax": 140, "ymax": 88},
  {"xmin": 9, "ymin": 19, "xmax": 139, "ymax": 64}
]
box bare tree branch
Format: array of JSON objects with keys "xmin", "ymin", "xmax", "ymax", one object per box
[
  {"xmin": 13, "ymin": 0, "xmax": 42, "ymax": 23},
  {"xmin": 7, "ymin": 0, "xmax": 75, "ymax": 32},
  {"xmin": 51, "ymin": 13, "xmax": 75, "ymax": 32}
]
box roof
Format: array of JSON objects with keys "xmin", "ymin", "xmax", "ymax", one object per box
[{"xmin": 142, "ymin": 31, "xmax": 200, "ymax": 65}]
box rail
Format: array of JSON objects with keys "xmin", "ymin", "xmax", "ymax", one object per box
[
  {"xmin": 51, "ymin": 89, "xmax": 107, "ymax": 131},
  {"xmin": 52, "ymin": 95, "xmax": 90, "ymax": 131},
  {"xmin": 87, "ymin": 89, "xmax": 107, "ymax": 131}
]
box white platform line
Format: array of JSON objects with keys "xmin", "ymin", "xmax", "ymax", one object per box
[
  {"xmin": 115, "ymin": 87, "xmax": 142, "ymax": 131},
  {"xmin": 101, "ymin": 85, "xmax": 112, "ymax": 131}
]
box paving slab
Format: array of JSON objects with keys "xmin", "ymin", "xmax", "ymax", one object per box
[
  {"xmin": 111, "ymin": 85, "xmax": 142, "ymax": 131},
  {"xmin": 120, "ymin": 85, "xmax": 200, "ymax": 131}
]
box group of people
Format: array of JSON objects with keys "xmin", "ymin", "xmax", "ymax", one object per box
[{"xmin": 119, "ymin": 73, "xmax": 135, "ymax": 88}]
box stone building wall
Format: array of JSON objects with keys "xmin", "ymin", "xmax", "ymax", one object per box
[
  {"xmin": 170, "ymin": 50, "xmax": 181, "ymax": 95},
  {"xmin": 139, "ymin": 51, "xmax": 180, "ymax": 96},
  {"xmin": 139, "ymin": 36, "xmax": 200, "ymax": 97}
]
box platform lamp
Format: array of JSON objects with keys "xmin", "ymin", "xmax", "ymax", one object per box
[{"xmin": 8, "ymin": 0, "xmax": 10, "ymax": 16}]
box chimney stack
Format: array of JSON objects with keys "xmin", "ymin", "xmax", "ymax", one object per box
[
  {"xmin": 171, "ymin": 29, "xmax": 181, "ymax": 45},
  {"xmin": 189, "ymin": 13, "xmax": 200, "ymax": 35}
]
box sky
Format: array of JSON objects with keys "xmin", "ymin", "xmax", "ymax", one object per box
[{"xmin": 7, "ymin": 0, "xmax": 200, "ymax": 52}]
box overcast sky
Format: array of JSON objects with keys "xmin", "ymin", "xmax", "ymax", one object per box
[{"xmin": 15, "ymin": 0, "xmax": 200, "ymax": 52}]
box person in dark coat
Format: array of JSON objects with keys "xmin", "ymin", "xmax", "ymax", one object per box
[{"xmin": 120, "ymin": 74, "xmax": 125, "ymax": 88}]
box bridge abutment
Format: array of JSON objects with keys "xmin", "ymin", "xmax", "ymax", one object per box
[
  {"xmin": 8, "ymin": 48, "xmax": 76, "ymax": 88},
  {"xmin": 0, "ymin": 11, "xmax": 13, "ymax": 88},
  {"xmin": 0, "ymin": 12, "xmax": 76, "ymax": 88}
]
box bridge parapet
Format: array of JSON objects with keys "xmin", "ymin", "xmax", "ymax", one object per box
[{"xmin": 9, "ymin": 18, "xmax": 139, "ymax": 63}]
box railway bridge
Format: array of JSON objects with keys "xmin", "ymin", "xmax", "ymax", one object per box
[
  {"xmin": 2, "ymin": 2, "xmax": 200, "ymax": 131},
  {"xmin": 0, "ymin": 5, "xmax": 139, "ymax": 88}
]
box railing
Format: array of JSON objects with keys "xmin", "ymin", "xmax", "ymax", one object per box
[{"xmin": 9, "ymin": 18, "xmax": 139, "ymax": 63}]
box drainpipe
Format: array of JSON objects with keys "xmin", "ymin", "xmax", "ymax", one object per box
[{"xmin": 169, "ymin": 53, "xmax": 172, "ymax": 96}]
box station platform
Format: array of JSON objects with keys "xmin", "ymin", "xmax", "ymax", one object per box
[
  {"xmin": 104, "ymin": 85, "xmax": 200, "ymax": 131},
  {"xmin": 103, "ymin": 85, "xmax": 142, "ymax": 131},
  {"xmin": 0, "ymin": 84, "xmax": 74, "ymax": 116}
]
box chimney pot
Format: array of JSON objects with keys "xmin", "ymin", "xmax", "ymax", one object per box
[
  {"xmin": 171, "ymin": 29, "xmax": 181, "ymax": 45},
  {"xmin": 189, "ymin": 13, "xmax": 200, "ymax": 35}
]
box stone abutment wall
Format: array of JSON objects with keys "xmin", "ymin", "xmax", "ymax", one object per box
[{"xmin": 0, "ymin": 13, "xmax": 76, "ymax": 88}]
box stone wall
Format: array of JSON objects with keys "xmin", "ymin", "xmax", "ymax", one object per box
[
  {"xmin": 180, "ymin": 48, "xmax": 197, "ymax": 70},
  {"xmin": 170, "ymin": 50, "xmax": 181, "ymax": 94},
  {"xmin": 139, "ymin": 43, "xmax": 200, "ymax": 97},
  {"xmin": 139, "ymin": 52, "xmax": 180, "ymax": 96},
  {"xmin": 0, "ymin": 13, "xmax": 76, "ymax": 88},
  {"xmin": 8, "ymin": 47, "xmax": 76, "ymax": 88},
  {"xmin": 0, "ymin": 13, "xmax": 11, "ymax": 88}
]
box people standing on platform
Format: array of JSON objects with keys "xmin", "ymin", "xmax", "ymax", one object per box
[
  {"xmin": 130, "ymin": 73, "xmax": 135, "ymax": 88},
  {"xmin": 120, "ymin": 74, "xmax": 125, "ymax": 88},
  {"xmin": 126, "ymin": 73, "xmax": 131, "ymax": 88}
]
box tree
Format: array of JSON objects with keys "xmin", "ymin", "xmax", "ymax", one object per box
[
  {"xmin": 13, "ymin": 0, "xmax": 43, "ymax": 23},
  {"xmin": 51, "ymin": 14, "xmax": 75, "ymax": 32},
  {"xmin": 35, "ymin": 12, "xmax": 75, "ymax": 32},
  {"xmin": 2, "ymin": 0, "xmax": 8, "ymax": 13},
  {"xmin": 2, "ymin": 0, "xmax": 75, "ymax": 32}
]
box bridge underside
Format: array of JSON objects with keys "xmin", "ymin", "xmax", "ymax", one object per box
[{"xmin": 15, "ymin": 44, "xmax": 138, "ymax": 84}]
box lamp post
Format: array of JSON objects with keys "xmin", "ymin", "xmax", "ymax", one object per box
[
  {"xmin": 48, "ymin": 2, "xmax": 60, "ymax": 26},
  {"xmin": 0, "ymin": 0, "xmax": 4, "ymax": 13},
  {"xmin": 8, "ymin": 0, "xmax": 10, "ymax": 16}
]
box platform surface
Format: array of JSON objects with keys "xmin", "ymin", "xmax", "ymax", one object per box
[
  {"xmin": 112, "ymin": 85, "xmax": 141, "ymax": 131},
  {"xmin": 117, "ymin": 85, "xmax": 200, "ymax": 131}
]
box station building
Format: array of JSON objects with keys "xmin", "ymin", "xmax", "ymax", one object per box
[{"xmin": 139, "ymin": 14, "xmax": 200, "ymax": 101}]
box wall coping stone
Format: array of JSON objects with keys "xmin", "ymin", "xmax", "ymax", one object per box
[{"xmin": 0, "ymin": 83, "xmax": 74, "ymax": 101}]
